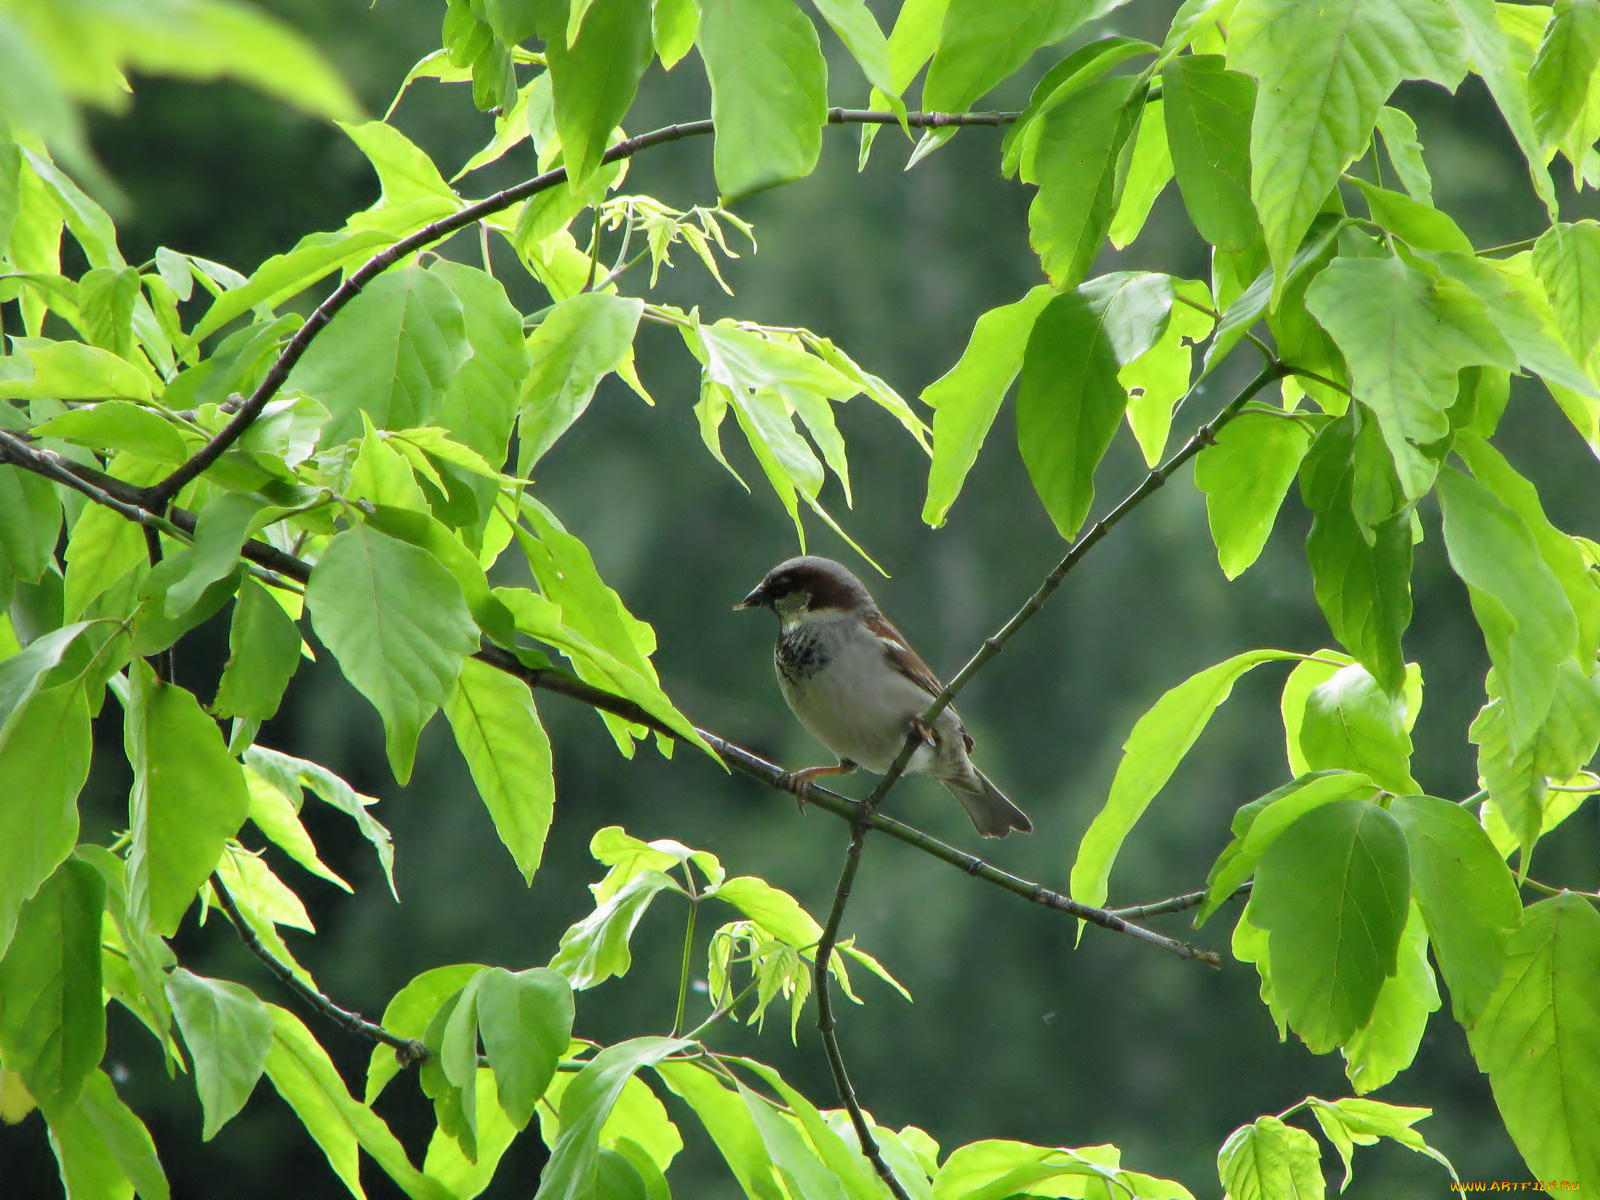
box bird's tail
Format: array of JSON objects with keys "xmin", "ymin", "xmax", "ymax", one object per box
[{"xmin": 940, "ymin": 769, "xmax": 1032, "ymax": 838}]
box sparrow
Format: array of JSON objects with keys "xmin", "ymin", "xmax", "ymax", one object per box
[{"xmin": 736, "ymin": 555, "xmax": 1031, "ymax": 838}]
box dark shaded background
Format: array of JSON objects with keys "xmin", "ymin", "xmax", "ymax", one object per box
[{"xmin": 6, "ymin": 1, "xmax": 1600, "ymax": 1197}]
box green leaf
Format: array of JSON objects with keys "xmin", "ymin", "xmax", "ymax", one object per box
[
  {"xmin": 809, "ymin": 0, "xmax": 892, "ymax": 95},
  {"xmin": 166, "ymin": 968, "xmax": 272, "ymax": 1141},
  {"xmin": 445, "ymin": 658, "xmax": 555, "ymax": 885},
  {"xmin": 1529, "ymin": 0, "xmax": 1600, "ymax": 146},
  {"xmin": 654, "ymin": 1062, "xmax": 787, "ymax": 1200},
  {"xmin": 535, "ymin": 1037, "xmax": 690, "ymax": 1200},
  {"xmin": 1108, "ymin": 98, "xmax": 1172, "ymax": 249},
  {"xmin": 0, "ymin": 338, "xmax": 153, "ymax": 403},
  {"xmin": 548, "ymin": 869, "xmax": 680, "ymax": 989},
  {"xmin": 1354, "ymin": 181, "xmax": 1473, "ymax": 255},
  {"xmin": 1248, "ymin": 799, "xmax": 1410, "ymax": 1052},
  {"xmin": 921, "ymin": 285, "xmax": 1053, "ymax": 526},
  {"xmin": 61, "ymin": 456, "xmax": 160, "ymax": 620},
  {"xmin": 1532, "ymin": 219, "xmax": 1600, "ymax": 362},
  {"xmin": 1297, "ymin": 662, "xmax": 1417, "ymax": 793},
  {"xmin": 43, "ymin": 1068, "xmax": 170, "ymax": 1200},
  {"xmin": 365, "ymin": 963, "xmax": 486, "ymax": 1104},
  {"xmin": 1468, "ymin": 894, "xmax": 1600, "ymax": 1193},
  {"xmin": 125, "ymin": 663, "xmax": 251, "ymax": 938},
  {"xmin": 1300, "ymin": 420, "xmax": 1414, "ymax": 696},
  {"xmin": 265, "ymin": 1006, "xmax": 453, "ymax": 1200},
  {"xmin": 1026, "ymin": 76, "xmax": 1141, "ymax": 289},
  {"xmin": 339, "ymin": 120, "xmax": 459, "ymax": 217},
  {"xmin": 305, "ymin": 524, "xmax": 479, "ymax": 784},
  {"xmin": 1229, "ymin": 0, "xmax": 1467, "ymax": 285},
  {"xmin": 714, "ymin": 877, "xmax": 823, "ymax": 947},
  {"xmin": 518, "ymin": 292, "xmax": 645, "ymax": 472},
  {"xmin": 213, "ymin": 580, "xmax": 302, "ymax": 727},
  {"xmin": 1307, "ymin": 1097, "xmax": 1456, "ymax": 1187},
  {"xmin": 33, "ymin": 400, "xmax": 188, "ymax": 465},
  {"xmin": 1162, "ymin": 55, "xmax": 1258, "ymax": 252},
  {"xmin": 1194, "ymin": 412, "xmax": 1310, "ymax": 579},
  {"xmin": 654, "ymin": 0, "xmax": 700, "ymax": 68},
  {"xmin": 1017, "ymin": 274, "xmax": 1174, "ymax": 539},
  {"xmin": 1200, "ymin": 771, "xmax": 1380, "ymax": 925},
  {"xmin": 1340, "ymin": 900, "xmax": 1439, "ymax": 1093},
  {"xmin": 1304, "ymin": 254, "xmax": 1513, "ymax": 497},
  {"xmin": 1218, "ymin": 1115, "xmax": 1325, "ymax": 1200},
  {"xmin": 1120, "ymin": 279, "xmax": 1212, "ymax": 466},
  {"xmin": 547, "ymin": 0, "xmax": 652, "ymax": 186},
  {"xmin": 0, "ymin": 858, "xmax": 103, "ymax": 1110},
  {"xmin": 1390, "ymin": 795, "xmax": 1520, "ymax": 1025},
  {"xmin": 1376, "ymin": 106, "xmax": 1434, "ymax": 203},
  {"xmin": 1438, "ymin": 465, "xmax": 1578, "ymax": 750},
  {"xmin": 0, "ymin": 466, "xmax": 62, "ymax": 584},
  {"xmin": 1072, "ymin": 648, "xmax": 1299, "ymax": 910},
  {"xmin": 429, "ymin": 259, "xmax": 529, "ymax": 465},
  {"xmin": 0, "ymin": 682, "xmax": 89, "ymax": 959},
  {"xmin": 246, "ymin": 746, "xmax": 397, "ymax": 898},
  {"xmin": 286, "ymin": 264, "xmax": 470, "ymax": 445},
  {"xmin": 422, "ymin": 1068, "xmax": 519, "ymax": 1198},
  {"xmin": 1470, "ymin": 662, "xmax": 1600, "ymax": 864},
  {"xmin": 698, "ymin": 0, "xmax": 827, "ymax": 200},
  {"xmin": 923, "ymin": 0, "xmax": 1100, "ymax": 114},
  {"xmin": 476, "ymin": 966, "xmax": 573, "ymax": 1130}
]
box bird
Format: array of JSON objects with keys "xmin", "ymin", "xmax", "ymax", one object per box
[{"xmin": 735, "ymin": 555, "xmax": 1032, "ymax": 838}]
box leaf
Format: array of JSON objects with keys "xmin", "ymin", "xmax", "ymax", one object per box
[
  {"xmin": 1468, "ymin": 895, "xmax": 1600, "ymax": 1192},
  {"xmin": 1307, "ymin": 1096, "xmax": 1456, "ymax": 1186},
  {"xmin": 1304, "ymin": 254, "xmax": 1513, "ymax": 497},
  {"xmin": 166, "ymin": 968, "xmax": 273, "ymax": 1141},
  {"xmin": 1376, "ymin": 105, "xmax": 1433, "ymax": 203},
  {"xmin": 654, "ymin": 1062, "xmax": 787, "ymax": 1200},
  {"xmin": 0, "ymin": 858, "xmax": 103, "ymax": 1110},
  {"xmin": 1248, "ymin": 799, "xmax": 1410, "ymax": 1052},
  {"xmin": 264, "ymin": 1006, "xmax": 453, "ymax": 1200},
  {"xmin": 921, "ymin": 285, "xmax": 1053, "ymax": 526},
  {"xmin": 0, "ymin": 682, "xmax": 89, "ymax": 959},
  {"xmin": 1017, "ymin": 274, "xmax": 1174, "ymax": 539},
  {"xmin": 1390, "ymin": 795, "xmax": 1520, "ymax": 1025},
  {"xmin": 445, "ymin": 659, "xmax": 555, "ymax": 885},
  {"xmin": 518, "ymin": 292, "xmax": 645, "ymax": 472},
  {"xmin": 1354, "ymin": 181, "xmax": 1473, "ymax": 255},
  {"xmin": 1026, "ymin": 76, "xmax": 1141, "ymax": 289},
  {"xmin": 1108, "ymin": 98, "xmax": 1172, "ymax": 249},
  {"xmin": 546, "ymin": 0, "xmax": 652, "ymax": 186},
  {"xmin": 1229, "ymin": 0, "xmax": 1467, "ymax": 285},
  {"xmin": 923, "ymin": 0, "xmax": 1101, "ymax": 114},
  {"xmin": 0, "ymin": 466, "xmax": 62, "ymax": 585},
  {"xmin": 476, "ymin": 966, "xmax": 573, "ymax": 1129},
  {"xmin": 1194, "ymin": 412, "xmax": 1310, "ymax": 579},
  {"xmin": 1161, "ymin": 55, "xmax": 1258, "ymax": 252},
  {"xmin": 1217, "ymin": 1115, "xmax": 1325, "ymax": 1200},
  {"xmin": 0, "ymin": 338, "xmax": 152, "ymax": 403},
  {"xmin": 698, "ymin": 0, "xmax": 827, "ymax": 200},
  {"xmin": 43, "ymin": 1068, "xmax": 170, "ymax": 1200},
  {"xmin": 305, "ymin": 524, "xmax": 480, "ymax": 784},
  {"xmin": 809, "ymin": 0, "xmax": 892, "ymax": 95},
  {"xmin": 714, "ymin": 877, "xmax": 823, "ymax": 948},
  {"xmin": 1532, "ymin": 219, "xmax": 1600, "ymax": 363},
  {"xmin": 1528, "ymin": 0, "xmax": 1600, "ymax": 146},
  {"xmin": 1072, "ymin": 649, "xmax": 1299, "ymax": 910},
  {"xmin": 213, "ymin": 580, "xmax": 302, "ymax": 727},
  {"xmin": 285, "ymin": 264, "xmax": 470, "ymax": 445},
  {"xmin": 1120, "ymin": 279, "xmax": 1212, "ymax": 466},
  {"xmin": 534, "ymin": 1036, "xmax": 690, "ymax": 1200},
  {"xmin": 365, "ymin": 963, "xmax": 487, "ymax": 1104},
  {"xmin": 1200, "ymin": 771, "xmax": 1380, "ymax": 925},
  {"xmin": 548, "ymin": 869, "xmax": 680, "ymax": 989},
  {"xmin": 1340, "ymin": 900, "xmax": 1439, "ymax": 1093},
  {"xmin": 1297, "ymin": 662, "xmax": 1417, "ymax": 793},
  {"xmin": 125, "ymin": 663, "xmax": 251, "ymax": 938},
  {"xmin": 245, "ymin": 746, "xmax": 397, "ymax": 900},
  {"xmin": 1438, "ymin": 465, "xmax": 1578, "ymax": 751},
  {"xmin": 33, "ymin": 400, "xmax": 188, "ymax": 465},
  {"xmin": 429, "ymin": 259, "xmax": 529, "ymax": 465}
]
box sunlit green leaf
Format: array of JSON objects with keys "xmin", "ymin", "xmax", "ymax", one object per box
[
  {"xmin": 547, "ymin": 0, "xmax": 652, "ymax": 185},
  {"xmin": 1162, "ymin": 55, "xmax": 1258, "ymax": 252},
  {"xmin": 1340, "ymin": 901, "xmax": 1438, "ymax": 1093},
  {"xmin": 519, "ymin": 292, "xmax": 644, "ymax": 472},
  {"xmin": 1218, "ymin": 1116, "xmax": 1324, "ymax": 1200},
  {"xmin": 166, "ymin": 968, "xmax": 272, "ymax": 1141},
  {"xmin": 1193, "ymin": 412, "xmax": 1310, "ymax": 579}
]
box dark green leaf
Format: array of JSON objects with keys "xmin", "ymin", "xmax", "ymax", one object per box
[
  {"xmin": 125, "ymin": 663, "xmax": 250, "ymax": 938},
  {"xmin": 476, "ymin": 966, "xmax": 573, "ymax": 1129},
  {"xmin": 213, "ymin": 580, "xmax": 302, "ymax": 728},
  {"xmin": 0, "ymin": 858, "xmax": 103, "ymax": 1109},
  {"xmin": 1297, "ymin": 663, "xmax": 1418, "ymax": 793},
  {"xmin": 1340, "ymin": 901, "xmax": 1439, "ymax": 1093},
  {"xmin": 698, "ymin": 0, "xmax": 827, "ymax": 200},
  {"xmin": 0, "ymin": 466, "xmax": 61, "ymax": 585},
  {"xmin": 305, "ymin": 524, "xmax": 479, "ymax": 783},
  {"xmin": 1249, "ymin": 799, "xmax": 1410, "ymax": 1052}
]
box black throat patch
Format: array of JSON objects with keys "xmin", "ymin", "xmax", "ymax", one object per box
[{"xmin": 775, "ymin": 624, "xmax": 830, "ymax": 686}]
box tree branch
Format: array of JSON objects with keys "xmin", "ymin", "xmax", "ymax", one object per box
[
  {"xmin": 143, "ymin": 107, "xmax": 1017, "ymax": 508},
  {"xmin": 212, "ymin": 874, "xmax": 427, "ymax": 1064}
]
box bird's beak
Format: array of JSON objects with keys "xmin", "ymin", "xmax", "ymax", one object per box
[{"xmin": 734, "ymin": 584, "xmax": 767, "ymax": 612}]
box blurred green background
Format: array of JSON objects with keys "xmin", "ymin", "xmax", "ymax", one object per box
[{"xmin": 7, "ymin": 1, "xmax": 1600, "ymax": 1196}]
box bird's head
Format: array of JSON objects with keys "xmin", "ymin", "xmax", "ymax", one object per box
[{"xmin": 735, "ymin": 556, "xmax": 874, "ymax": 620}]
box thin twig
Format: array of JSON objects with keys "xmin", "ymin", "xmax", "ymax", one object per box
[
  {"xmin": 143, "ymin": 108, "xmax": 1018, "ymax": 508},
  {"xmin": 212, "ymin": 875, "xmax": 427, "ymax": 1064},
  {"xmin": 1110, "ymin": 881, "xmax": 1251, "ymax": 920}
]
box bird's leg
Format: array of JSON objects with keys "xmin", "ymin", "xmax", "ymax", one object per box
[
  {"xmin": 786, "ymin": 759, "xmax": 857, "ymax": 813},
  {"xmin": 909, "ymin": 715, "xmax": 938, "ymax": 746}
]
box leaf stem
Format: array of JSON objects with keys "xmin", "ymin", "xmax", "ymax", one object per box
[{"xmin": 671, "ymin": 877, "xmax": 700, "ymax": 1038}]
